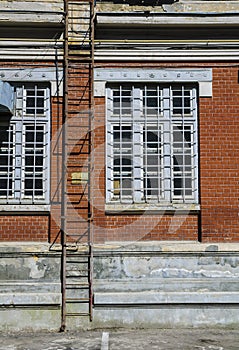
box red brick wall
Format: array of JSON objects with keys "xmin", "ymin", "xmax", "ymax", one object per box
[
  {"xmin": 93, "ymin": 94, "xmax": 199, "ymax": 243},
  {"xmin": 92, "ymin": 63, "xmax": 239, "ymax": 243},
  {"xmin": 2, "ymin": 61, "xmax": 239, "ymax": 243},
  {"xmin": 200, "ymin": 67, "xmax": 239, "ymax": 242},
  {"xmin": 0, "ymin": 215, "xmax": 49, "ymax": 241}
]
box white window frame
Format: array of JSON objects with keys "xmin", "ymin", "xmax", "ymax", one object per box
[
  {"xmin": 0, "ymin": 83, "xmax": 50, "ymax": 206},
  {"xmin": 106, "ymin": 83, "xmax": 199, "ymax": 209}
]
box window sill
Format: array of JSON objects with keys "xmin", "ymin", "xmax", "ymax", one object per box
[
  {"xmin": 105, "ymin": 203, "xmax": 200, "ymax": 215},
  {"xmin": 0, "ymin": 204, "xmax": 50, "ymax": 213}
]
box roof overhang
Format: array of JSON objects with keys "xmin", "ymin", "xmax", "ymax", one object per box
[{"xmin": 0, "ymin": 2, "xmax": 64, "ymax": 39}]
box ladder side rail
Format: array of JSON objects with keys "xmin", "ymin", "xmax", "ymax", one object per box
[
  {"xmin": 61, "ymin": 0, "xmax": 95, "ymax": 329},
  {"xmin": 60, "ymin": 0, "xmax": 69, "ymax": 333},
  {"xmin": 88, "ymin": 0, "xmax": 95, "ymax": 322}
]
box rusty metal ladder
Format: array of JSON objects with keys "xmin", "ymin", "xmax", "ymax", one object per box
[{"xmin": 60, "ymin": 0, "xmax": 95, "ymax": 331}]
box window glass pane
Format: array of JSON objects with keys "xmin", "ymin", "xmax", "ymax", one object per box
[
  {"xmin": 173, "ymin": 124, "xmax": 193, "ymax": 199},
  {"xmin": 24, "ymin": 124, "xmax": 45, "ymax": 197},
  {"xmin": 172, "ymin": 86, "xmax": 192, "ymax": 116},
  {"xmin": 26, "ymin": 86, "xmax": 45, "ymax": 115},
  {"xmin": 143, "ymin": 126, "xmax": 162, "ymax": 199},
  {"xmin": 113, "ymin": 86, "xmax": 132, "ymax": 116},
  {"xmin": 113, "ymin": 125, "xmax": 133, "ymax": 200},
  {"xmin": 143, "ymin": 86, "xmax": 162, "ymax": 117}
]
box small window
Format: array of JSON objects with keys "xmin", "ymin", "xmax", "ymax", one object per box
[
  {"xmin": 172, "ymin": 85, "xmax": 193, "ymax": 116},
  {"xmin": 24, "ymin": 85, "xmax": 47, "ymax": 116},
  {"xmin": 112, "ymin": 85, "xmax": 132, "ymax": 117}
]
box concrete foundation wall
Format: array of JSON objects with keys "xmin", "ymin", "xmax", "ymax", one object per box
[
  {"xmin": 1, "ymin": 242, "xmax": 239, "ymax": 330},
  {"xmin": 0, "ymin": 243, "xmax": 61, "ymax": 331},
  {"xmin": 92, "ymin": 242, "xmax": 239, "ymax": 328}
]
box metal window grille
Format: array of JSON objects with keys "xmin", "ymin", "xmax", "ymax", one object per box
[
  {"xmin": 22, "ymin": 124, "xmax": 46, "ymax": 199},
  {"xmin": 0, "ymin": 124, "xmax": 14, "ymax": 199},
  {"xmin": 106, "ymin": 83, "xmax": 198, "ymax": 204},
  {"xmin": 0, "ymin": 83, "xmax": 50, "ymax": 204}
]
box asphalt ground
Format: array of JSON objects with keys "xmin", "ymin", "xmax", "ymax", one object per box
[{"xmin": 0, "ymin": 328, "xmax": 239, "ymax": 350}]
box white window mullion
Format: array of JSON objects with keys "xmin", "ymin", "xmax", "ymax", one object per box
[
  {"xmin": 106, "ymin": 87, "xmax": 114, "ymax": 202},
  {"xmin": 163, "ymin": 87, "xmax": 172, "ymax": 203},
  {"xmin": 192, "ymin": 87, "xmax": 199, "ymax": 203},
  {"xmin": 133, "ymin": 87, "xmax": 143, "ymax": 203},
  {"xmin": 133, "ymin": 123, "xmax": 143, "ymax": 203},
  {"xmin": 171, "ymin": 85, "xmax": 198, "ymax": 203},
  {"xmin": 106, "ymin": 87, "xmax": 114, "ymax": 118},
  {"xmin": 106, "ymin": 124, "xmax": 113, "ymax": 202},
  {"xmin": 14, "ymin": 121, "xmax": 23, "ymax": 202},
  {"xmin": 6, "ymin": 125, "xmax": 13, "ymax": 201},
  {"xmin": 32, "ymin": 121, "xmax": 37, "ymax": 201},
  {"xmin": 182, "ymin": 85, "xmax": 186, "ymax": 202},
  {"xmin": 42, "ymin": 126, "xmax": 48, "ymax": 202},
  {"xmin": 15, "ymin": 87, "xmax": 24, "ymax": 118},
  {"xmin": 22, "ymin": 85, "xmax": 27, "ymax": 116}
]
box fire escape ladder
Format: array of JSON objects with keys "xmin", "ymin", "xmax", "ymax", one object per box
[{"xmin": 60, "ymin": 0, "xmax": 95, "ymax": 331}]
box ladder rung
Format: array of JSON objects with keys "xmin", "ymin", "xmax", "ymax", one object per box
[
  {"xmin": 66, "ymin": 270, "xmax": 89, "ymax": 274},
  {"xmin": 66, "ymin": 312, "xmax": 90, "ymax": 317},
  {"xmin": 66, "ymin": 275, "xmax": 89, "ymax": 279},
  {"xmin": 67, "ymin": 57, "xmax": 93, "ymax": 62},
  {"xmin": 65, "ymin": 219, "xmax": 90, "ymax": 223},
  {"xmin": 66, "ymin": 260, "xmax": 89, "ymax": 264},
  {"xmin": 66, "ymin": 269, "xmax": 90, "ymax": 276},
  {"xmin": 65, "ymin": 247, "xmax": 78, "ymax": 251},
  {"xmin": 66, "ymin": 233, "xmax": 89, "ymax": 236},
  {"xmin": 66, "ymin": 253, "xmax": 91, "ymax": 257},
  {"xmin": 66, "ymin": 269, "xmax": 89, "ymax": 273},
  {"xmin": 66, "ymin": 284, "xmax": 90, "ymax": 289},
  {"xmin": 66, "ymin": 298, "xmax": 90, "ymax": 303}
]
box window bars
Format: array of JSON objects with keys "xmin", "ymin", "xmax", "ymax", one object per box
[
  {"xmin": 0, "ymin": 83, "xmax": 50, "ymax": 204},
  {"xmin": 106, "ymin": 84, "xmax": 198, "ymax": 204}
]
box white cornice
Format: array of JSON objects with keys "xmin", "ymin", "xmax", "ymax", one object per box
[
  {"xmin": 0, "ymin": 49, "xmax": 63, "ymax": 60},
  {"xmin": 95, "ymin": 49, "xmax": 239, "ymax": 61}
]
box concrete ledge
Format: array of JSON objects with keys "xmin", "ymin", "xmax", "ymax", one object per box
[
  {"xmin": 96, "ymin": 13, "xmax": 239, "ymax": 27},
  {"xmin": 0, "ymin": 282, "xmax": 60, "ymax": 293},
  {"xmin": 94, "ymin": 291, "xmax": 239, "ymax": 305},
  {"xmin": 0, "ymin": 293, "xmax": 61, "ymax": 306},
  {"xmin": 93, "ymin": 241, "xmax": 239, "ymax": 254},
  {"xmin": 94, "ymin": 278, "xmax": 239, "ymax": 293},
  {"xmin": 0, "ymin": 1, "xmax": 64, "ymax": 25}
]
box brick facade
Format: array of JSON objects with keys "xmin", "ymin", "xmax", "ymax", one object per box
[
  {"xmin": 0, "ymin": 215, "xmax": 49, "ymax": 241},
  {"xmin": 1, "ymin": 63, "xmax": 239, "ymax": 243},
  {"xmin": 91, "ymin": 63, "xmax": 239, "ymax": 243}
]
